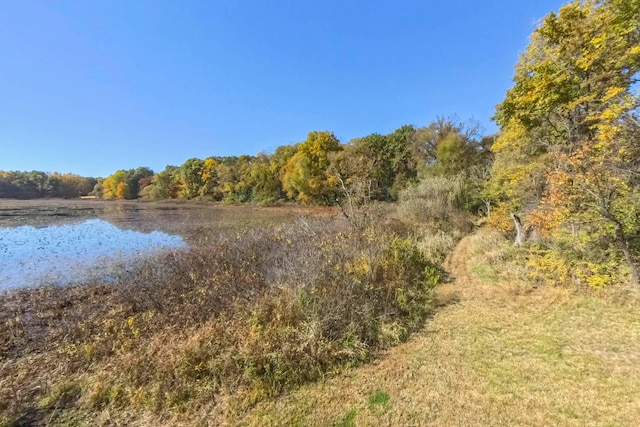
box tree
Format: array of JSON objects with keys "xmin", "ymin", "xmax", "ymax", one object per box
[
  {"xmin": 281, "ymin": 131, "xmax": 342, "ymax": 204},
  {"xmin": 0, "ymin": 172, "xmax": 20, "ymax": 198},
  {"xmin": 338, "ymin": 125, "xmax": 421, "ymax": 202},
  {"xmin": 348, "ymin": 133, "xmax": 393, "ymax": 200},
  {"xmin": 199, "ymin": 157, "xmax": 221, "ymax": 199},
  {"xmin": 328, "ymin": 143, "xmax": 377, "ymax": 216},
  {"xmin": 127, "ymin": 167, "xmax": 154, "ymax": 198},
  {"xmin": 102, "ymin": 170, "xmax": 130, "ymax": 199},
  {"xmin": 179, "ymin": 158, "xmax": 206, "ymax": 200},
  {"xmin": 406, "ymin": 118, "xmax": 492, "ymax": 215},
  {"xmin": 101, "ymin": 168, "xmax": 152, "ymax": 199},
  {"xmin": 143, "ymin": 166, "xmax": 180, "ymax": 199},
  {"xmin": 116, "ymin": 181, "xmax": 131, "ymax": 199},
  {"xmin": 231, "ymin": 155, "xmax": 255, "ymax": 202},
  {"xmin": 245, "ymin": 153, "xmax": 283, "ymax": 203},
  {"xmin": 214, "ymin": 157, "xmax": 239, "ymax": 202},
  {"xmin": 488, "ymin": 0, "xmax": 640, "ymax": 282}
]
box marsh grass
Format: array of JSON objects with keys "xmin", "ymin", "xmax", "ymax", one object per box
[{"xmin": 0, "ymin": 209, "xmax": 439, "ymax": 425}]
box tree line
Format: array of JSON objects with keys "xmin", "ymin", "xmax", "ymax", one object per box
[
  {"xmin": 0, "ymin": 171, "xmax": 97, "ymax": 199},
  {"xmin": 127, "ymin": 122, "xmax": 491, "ymax": 207},
  {"xmin": 1, "ymin": 119, "xmax": 492, "ymax": 209}
]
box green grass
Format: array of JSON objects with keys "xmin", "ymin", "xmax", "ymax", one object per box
[
  {"xmin": 470, "ymin": 263, "xmax": 500, "ymax": 283},
  {"xmin": 368, "ymin": 390, "xmax": 390, "ymax": 408},
  {"xmin": 335, "ymin": 408, "xmax": 357, "ymax": 427}
]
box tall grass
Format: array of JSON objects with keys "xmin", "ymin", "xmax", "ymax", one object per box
[
  {"xmin": 0, "ymin": 212, "xmax": 440, "ymax": 424},
  {"xmin": 398, "ymin": 174, "xmax": 473, "ymax": 264}
]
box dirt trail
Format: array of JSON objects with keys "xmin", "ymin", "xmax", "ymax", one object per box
[{"xmin": 444, "ymin": 233, "xmax": 474, "ymax": 286}]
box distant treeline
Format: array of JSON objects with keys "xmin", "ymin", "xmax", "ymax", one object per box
[
  {"xmin": 0, "ymin": 171, "xmax": 97, "ymax": 199},
  {"xmin": 1, "ymin": 119, "xmax": 493, "ymax": 205}
]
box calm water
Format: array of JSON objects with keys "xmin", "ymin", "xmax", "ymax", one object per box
[{"xmin": 0, "ymin": 219, "xmax": 187, "ymax": 290}]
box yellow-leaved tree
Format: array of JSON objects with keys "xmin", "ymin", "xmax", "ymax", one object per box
[
  {"xmin": 487, "ymin": 0, "xmax": 640, "ymax": 284},
  {"xmin": 281, "ymin": 131, "xmax": 342, "ymax": 204}
]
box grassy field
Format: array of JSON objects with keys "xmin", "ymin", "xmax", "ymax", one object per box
[{"xmin": 232, "ymin": 229, "xmax": 640, "ymax": 426}]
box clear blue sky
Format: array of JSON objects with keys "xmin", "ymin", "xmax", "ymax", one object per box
[{"xmin": 0, "ymin": 0, "xmax": 563, "ymax": 177}]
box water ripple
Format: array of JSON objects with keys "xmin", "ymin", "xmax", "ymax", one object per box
[{"xmin": 0, "ymin": 219, "xmax": 187, "ymax": 290}]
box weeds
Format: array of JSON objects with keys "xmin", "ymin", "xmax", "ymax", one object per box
[{"xmin": 0, "ymin": 210, "xmax": 440, "ymax": 424}]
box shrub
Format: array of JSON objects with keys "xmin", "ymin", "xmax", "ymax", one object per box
[
  {"xmin": 398, "ymin": 174, "xmax": 474, "ymax": 264},
  {"xmin": 398, "ymin": 174, "xmax": 471, "ymax": 233},
  {"xmin": 524, "ymin": 231, "xmax": 627, "ymax": 289}
]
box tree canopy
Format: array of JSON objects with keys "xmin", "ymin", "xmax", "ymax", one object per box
[{"xmin": 488, "ymin": 0, "xmax": 640, "ymax": 283}]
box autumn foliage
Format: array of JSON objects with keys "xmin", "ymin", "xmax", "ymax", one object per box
[{"xmin": 487, "ymin": 0, "xmax": 640, "ymax": 285}]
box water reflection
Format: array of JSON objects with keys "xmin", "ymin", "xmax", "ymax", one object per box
[
  {"xmin": 0, "ymin": 219, "xmax": 187, "ymax": 290},
  {"xmin": 0, "ymin": 201, "xmax": 214, "ymax": 243}
]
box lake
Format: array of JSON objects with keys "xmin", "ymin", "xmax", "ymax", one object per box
[
  {"xmin": 0, "ymin": 219, "xmax": 186, "ymax": 290},
  {"xmin": 0, "ymin": 200, "xmax": 325, "ymax": 290}
]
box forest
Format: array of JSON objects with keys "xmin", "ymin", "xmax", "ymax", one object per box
[{"xmin": 0, "ymin": 171, "xmax": 97, "ymax": 199}]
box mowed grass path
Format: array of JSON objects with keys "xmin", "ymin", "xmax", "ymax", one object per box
[{"xmin": 232, "ymin": 230, "xmax": 640, "ymax": 426}]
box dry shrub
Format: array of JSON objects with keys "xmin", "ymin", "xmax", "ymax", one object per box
[
  {"xmin": 0, "ymin": 213, "xmax": 441, "ymax": 423},
  {"xmin": 417, "ymin": 229, "xmax": 464, "ymax": 264},
  {"xmin": 397, "ymin": 176, "xmax": 474, "ymax": 266},
  {"xmin": 83, "ymin": 219, "xmax": 440, "ymax": 411},
  {"xmin": 398, "ymin": 175, "xmax": 472, "ymax": 234}
]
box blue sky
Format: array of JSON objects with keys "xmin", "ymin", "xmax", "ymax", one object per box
[{"xmin": 1, "ymin": 0, "xmax": 562, "ymax": 177}]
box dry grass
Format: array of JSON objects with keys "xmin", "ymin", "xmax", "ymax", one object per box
[
  {"xmin": 0, "ymin": 208, "xmax": 439, "ymax": 426},
  {"xmin": 228, "ymin": 228, "xmax": 640, "ymax": 427}
]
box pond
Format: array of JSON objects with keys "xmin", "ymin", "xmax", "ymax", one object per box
[
  {"xmin": 0, "ymin": 219, "xmax": 187, "ymax": 291},
  {"xmin": 0, "ymin": 199, "xmax": 325, "ymax": 291}
]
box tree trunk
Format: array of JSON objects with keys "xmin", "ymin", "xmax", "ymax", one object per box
[
  {"xmin": 484, "ymin": 200, "xmax": 492, "ymax": 218},
  {"xmin": 510, "ymin": 212, "xmax": 528, "ymax": 246},
  {"xmin": 618, "ymin": 242, "xmax": 639, "ymax": 285},
  {"xmin": 613, "ymin": 224, "xmax": 640, "ymax": 285},
  {"xmin": 604, "ymin": 213, "xmax": 640, "ymax": 285}
]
